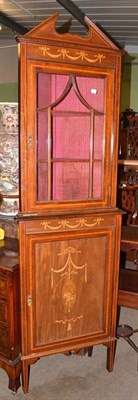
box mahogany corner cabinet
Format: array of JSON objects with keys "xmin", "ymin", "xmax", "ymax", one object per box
[{"xmin": 17, "ymin": 13, "xmax": 123, "ymax": 393}]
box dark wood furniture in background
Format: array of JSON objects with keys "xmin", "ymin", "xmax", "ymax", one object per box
[
  {"xmin": 118, "ymin": 108, "xmax": 138, "ymax": 226},
  {"xmin": 117, "ymin": 225, "xmax": 138, "ymax": 353},
  {"xmin": 117, "ymin": 110, "xmax": 138, "ymax": 353},
  {"xmin": 0, "ymin": 237, "xmax": 21, "ymax": 392},
  {"xmin": 118, "ymin": 226, "xmax": 138, "ymax": 309},
  {"xmin": 119, "ymin": 108, "xmax": 138, "ymax": 161},
  {"xmin": 17, "ymin": 13, "xmax": 123, "ymax": 393},
  {"xmin": 118, "ymin": 159, "xmax": 138, "ymax": 226}
]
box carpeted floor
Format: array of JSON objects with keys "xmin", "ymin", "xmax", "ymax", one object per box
[{"xmin": 0, "ymin": 307, "xmax": 137, "ymax": 400}]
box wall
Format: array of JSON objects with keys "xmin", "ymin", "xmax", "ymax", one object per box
[
  {"xmin": 0, "ymin": 39, "xmax": 18, "ymax": 102},
  {"xmin": 120, "ymin": 46, "xmax": 138, "ymax": 112}
]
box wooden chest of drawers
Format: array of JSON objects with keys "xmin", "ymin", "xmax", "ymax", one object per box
[{"xmin": 0, "ymin": 238, "xmax": 21, "ymax": 392}]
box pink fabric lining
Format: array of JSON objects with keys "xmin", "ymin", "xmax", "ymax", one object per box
[
  {"xmin": 93, "ymin": 162, "xmax": 102, "ymax": 198},
  {"xmin": 37, "ymin": 73, "xmax": 105, "ymax": 201},
  {"xmin": 37, "ymin": 162, "xmax": 48, "ymax": 201},
  {"xmin": 37, "ymin": 112, "xmax": 48, "ymax": 159},
  {"xmin": 53, "ymin": 115, "xmax": 90, "ymax": 159},
  {"xmin": 53, "ymin": 162, "xmax": 89, "ymax": 200}
]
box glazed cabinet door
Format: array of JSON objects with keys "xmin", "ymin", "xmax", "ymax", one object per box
[
  {"xmin": 20, "ymin": 61, "xmax": 115, "ymax": 213},
  {"xmin": 20, "ymin": 216, "xmax": 120, "ymax": 358}
]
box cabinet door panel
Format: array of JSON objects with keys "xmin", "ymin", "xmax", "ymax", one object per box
[
  {"xmin": 24, "ymin": 228, "xmax": 115, "ymax": 353},
  {"xmin": 21, "ymin": 62, "xmax": 115, "ymax": 212}
]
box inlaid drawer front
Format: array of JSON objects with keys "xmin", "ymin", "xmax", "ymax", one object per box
[
  {"xmin": 0, "ymin": 326, "xmax": 10, "ymax": 357},
  {"xmin": 0, "ymin": 273, "xmax": 7, "ymax": 297},
  {"xmin": 0, "ymin": 300, "xmax": 8, "ymax": 323},
  {"xmin": 26, "ymin": 214, "xmax": 117, "ymax": 234}
]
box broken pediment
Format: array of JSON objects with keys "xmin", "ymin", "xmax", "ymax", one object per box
[{"xmin": 20, "ymin": 13, "xmax": 122, "ymax": 53}]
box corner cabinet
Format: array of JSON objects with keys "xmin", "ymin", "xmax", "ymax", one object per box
[{"xmin": 18, "ymin": 14, "xmax": 123, "ymax": 393}]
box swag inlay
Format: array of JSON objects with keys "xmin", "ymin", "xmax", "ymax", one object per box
[
  {"xmin": 41, "ymin": 217, "xmax": 104, "ymax": 231},
  {"xmin": 39, "ymin": 47, "xmax": 106, "ymax": 64}
]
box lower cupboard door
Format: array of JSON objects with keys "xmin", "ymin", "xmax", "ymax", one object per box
[{"xmin": 25, "ymin": 229, "xmax": 115, "ymax": 352}]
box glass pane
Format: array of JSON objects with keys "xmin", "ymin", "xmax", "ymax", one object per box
[
  {"xmin": 36, "ymin": 72, "xmax": 105, "ymax": 203},
  {"xmin": 37, "ymin": 73, "xmax": 52, "ymax": 108},
  {"xmin": 93, "ymin": 162, "xmax": 103, "ymax": 198},
  {"xmin": 37, "ymin": 111, "xmax": 48, "ymax": 160},
  {"xmin": 52, "ymin": 162, "xmax": 89, "ymax": 200},
  {"xmin": 37, "ymin": 73, "xmax": 69, "ymax": 108},
  {"xmin": 37, "ymin": 162, "xmax": 48, "ymax": 201},
  {"xmin": 52, "ymin": 114, "xmax": 90, "ymax": 159},
  {"xmin": 76, "ymin": 76, "xmax": 105, "ymax": 112},
  {"xmin": 93, "ymin": 115, "xmax": 104, "ymax": 160}
]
